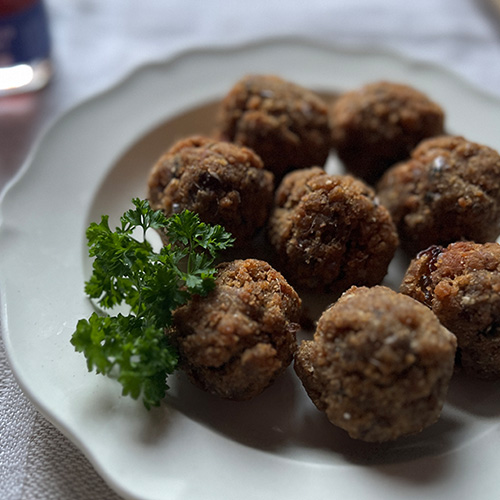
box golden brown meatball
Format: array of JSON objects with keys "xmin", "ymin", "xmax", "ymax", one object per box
[
  {"xmin": 147, "ymin": 136, "xmax": 274, "ymax": 247},
  {"xmin": 377, "ymin": 135, "xmax": 500, "ymax": 254},
  {"xmin": 294, "ymin": 286, "xmax": 457, "ymax": 442},
  {"xmin": 216, "ymin": 74, "xmax": 332, "ymax": 180},
  {"xmin": 171, "ymin": 259, "xmax": 301, "ymax": 400},
  {"xmin": 268, "ymin": 167, "xmax": 399, "ymax": 294},
  {"xmin": 401, "ymin": 241, "xmax": 500, "ymax": 380},
  {"xmin": 331, "ymin": 80, "xmax": 444, "ymax": 184}
]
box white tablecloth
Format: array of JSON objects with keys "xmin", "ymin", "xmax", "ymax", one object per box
[{"xmin": 2, "ymin": 1, "xmax": 500, "ymax": 498}]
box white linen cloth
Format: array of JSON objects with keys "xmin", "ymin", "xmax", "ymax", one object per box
[{"xmin": 1, "ymin": 0, "xmax": 500, "ymax": 498}]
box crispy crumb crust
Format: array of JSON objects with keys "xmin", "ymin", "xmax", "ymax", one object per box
[
  {"xmin": 171, "ymin": 259, "xmax": 301, "ymax": 400},
  {"xmin": 331, "ymin": 80, "xmax": 444, "ymax": 184},
  {"xmin": 147, "ymin": 136, "xmax": 274, "ymax": 247},
  {"xmin": 294, "ymin": 286, "xmax": 457, "ymax": 442},
  {"xmin": 401, "ymin": 241, "xmax": 500, "ymax": 379},
  {"xmin": 216, "ymin": 74, "xmax": 332, "ymax": 179},
  {"xmin": 377, "ymin": 135, "xmax": 500, "ymax": 254},
  {"xmin": 268, "ymin": 167, "xmax": 399, "ymax": 293}
]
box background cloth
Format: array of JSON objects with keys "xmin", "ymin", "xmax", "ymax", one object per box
[{"xmin": 2, "ymin": 0, "xmax": 500, "ymax": 498}]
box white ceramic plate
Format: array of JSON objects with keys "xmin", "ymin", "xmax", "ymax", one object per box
[{"xmin": 2, "ymin": 38, "xmax": 500, "ymax": 500}]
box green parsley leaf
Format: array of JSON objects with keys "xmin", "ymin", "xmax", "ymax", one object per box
[{"xmin": 71, "ymin": 199, "xmax": 234, "ymax": 408}]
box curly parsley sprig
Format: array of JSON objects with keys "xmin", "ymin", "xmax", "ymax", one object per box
[{"xmin": 71, "ymin": 199, "xmax": 234, "ymax": 409}]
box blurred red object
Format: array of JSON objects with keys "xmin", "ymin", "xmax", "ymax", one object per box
[{"xmin": 0, "ymin": 1, "xmax": 39, "ymax": 16}]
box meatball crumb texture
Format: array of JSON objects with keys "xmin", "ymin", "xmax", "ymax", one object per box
[
  {"xmin": 268, "ymin": 167, "xmax": 399, "ymax": 294},
  {"xmin": 171, "ymin": 259, "xmax": 301, "ymax": 401},
  {"xmin": 294, "ymin": 286, "xmax": 457, "ymax": 442},
  {"xmin": 147, "ymin": 136, "xmax": 274, "ymax": 247},
  {"xmin": 330, "ymin": 80, "xmax": 444, "ymax": 184},
  {"xmin": 216, "ymin": 74, "xmax": 332, "ymax": 180},
  {"xmin": 377, "ymin": 135, "xmax": 500, "ymax": 254},
  {"xmin": 401, "ymin": 241, "xmax": 500, "ymax": 380}
]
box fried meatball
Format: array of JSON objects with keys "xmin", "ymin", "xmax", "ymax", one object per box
[
  {"xmin": 171, "ymin": 259, "xmax": 301, "ymax": 400},
  {"xmin": 147, "ymin": 136, "xmax": 274, "ymax": 247},
  {"xmin": 401, "ymin": 241, "xmax": 500, "ymax": 380},
  {"xmin": 330, "ymin": 80, "xmax": 444, "ymax": 184},
  {"xmin": 377, "ymin": 135, "xmax": 500, "ymax": 254},
  {"xmin": 294, "ymin": 286, "xmax": 457, "ymax": 442},
  {"xmin": 216, "ymin": 74, "xmax": 332, "ymax": 180},
  {"xmin": 267, "ymin": 167, "xmax": 399, "ymax": 294}
]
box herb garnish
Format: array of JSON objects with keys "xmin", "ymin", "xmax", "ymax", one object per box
[{"xmin": 71, "ymin": 198, "xmax": 234, "ymax": 409}]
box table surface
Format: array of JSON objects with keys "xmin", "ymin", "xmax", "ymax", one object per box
[{"xmin": 2, "ymin": 1, "xmax": 500, "ymax": 498}]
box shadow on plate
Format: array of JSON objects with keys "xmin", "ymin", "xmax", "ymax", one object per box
[
  {"xmin": 445, "ymin": 370, "xmax": 500, "ymax": 418},
  {"xmin": 165, "ymin": 364, "xmax": 466, "ymax": 475}
]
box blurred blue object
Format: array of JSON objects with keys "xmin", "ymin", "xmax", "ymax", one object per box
[{"xmin": 0, "ymin": 0, "xmax": 52, "ymax": 96}]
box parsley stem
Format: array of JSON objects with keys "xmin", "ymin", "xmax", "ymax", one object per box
[
  {"xmin": 187, "ymin": 236, "xmax": 193, "ymax": 275},
  {"xmin": 73, "ymin": 200, "xmax": 233, "ymax": 408}
]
